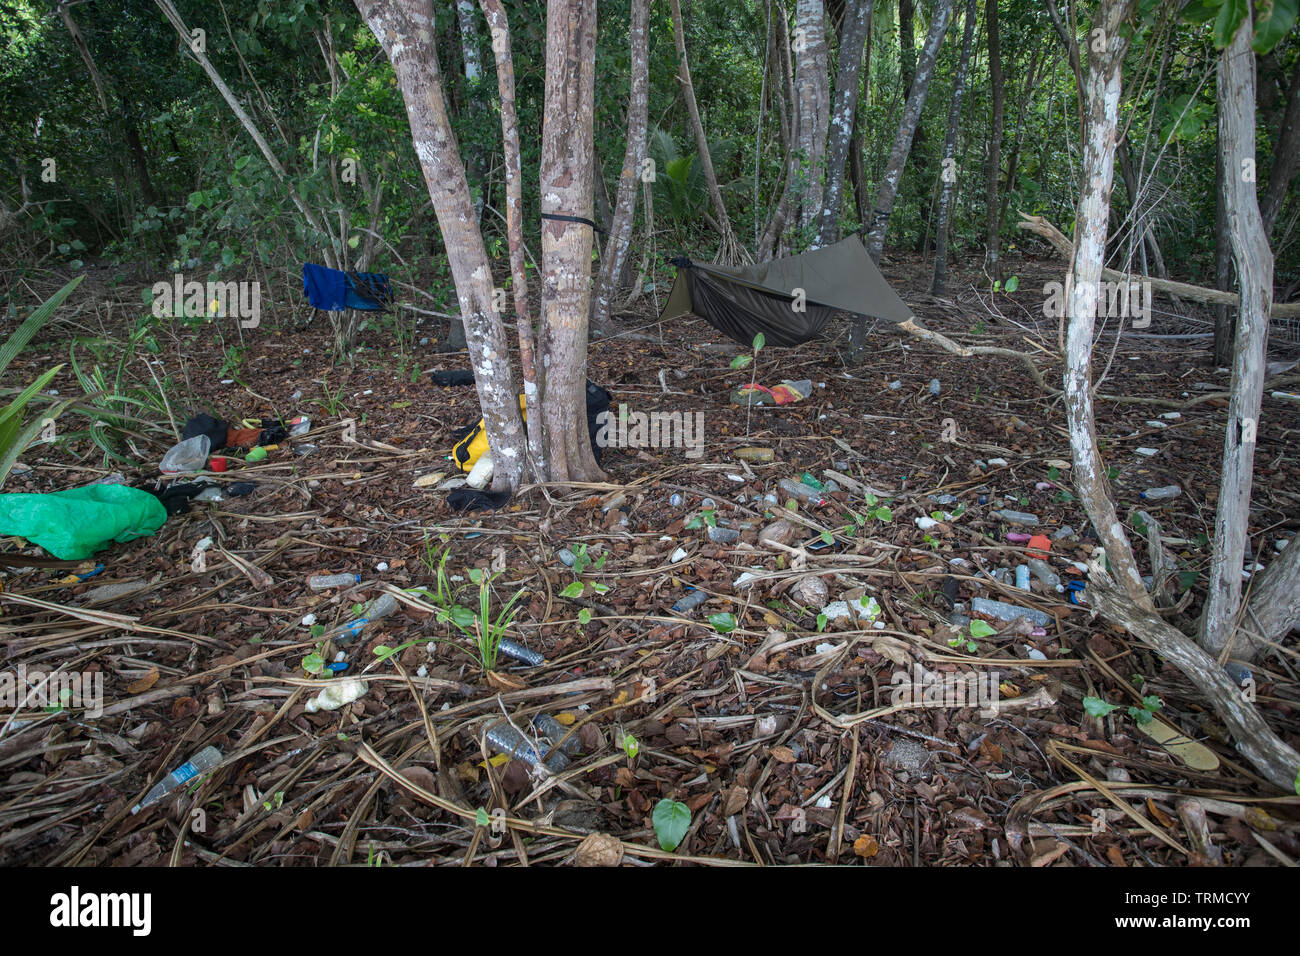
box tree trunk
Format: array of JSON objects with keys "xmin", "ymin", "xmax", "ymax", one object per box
[
  {"xmin": 1260, "ymin": 55, "xmax": 1300, "ymax": 236},
  {"xmin": 930, "ymin": 0, "xmax": 976, "ymax": 294},
  {"xmin": 455, "ymin": 0, "xmax": 486, "ymax": 220},
  {"xmin": 479, "ymin": 0, "xmax": 547, "ymax": 479},
  {"xmin": 1116, "ymin": 137, "xmax": 1167, "ymax": 278},
  {"xmin": 1062, "ymin": 0, "xmax": 1300, "ymax": 794},
  {"xmin": 669, "ymin": 0, "xmax": 746, "ymax": 264},
  {"xmin": 815, "ymin": 0, "xmax": 872, "ymax": 247},
  {"xmin": 591, "ymin": 0, "xmax": 650, "ymax": 336},
  {"xmin": 537, "ymin": 0, "xmax": 603, "ymax": 484},
  {"xmin": 848, "ymin": 13, "xmax": 872, "ymax": 228},
  {"xmin": 1199, "ymin": 19, "xmax": 1275, "ymax": 658},
  {"xmin": 355, "ymin": 0, "xmax": 525, "ymax": 490},
  {"xmin": 1242, "ymin": 534, "xmax": 1300, "ymax": 655},
  {"xmin": 792, "ymin": 0, "xmax": 831, "ymax": 236},
  {"xmin": 1214, "ymin": 143, "xmax": 1235, "ymax": 366},
  {"xmin": 982, "ymin": 0, "xmax": 1004, "ymax": 277},
  {"xmin": 897, "ymin": 0, "xmax": 916, "ymax": 96},
  {"xmin": 862, "ymin": 0, "xmax": 952, "ymax": 262},
  {"xmin": 998, "ymin": 44, "xmax": 1045, "ymax": 234}
]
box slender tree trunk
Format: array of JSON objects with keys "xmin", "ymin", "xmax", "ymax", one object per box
[
  {"xmin": 982, "ymin": 0, "xmax": 1004, "ymax": 276},
  {"xmin": 591, "ymin": 0, "xmax": 650, "ymax": 336},
  {"xmin": 898, "ymin": 0, "xmax": 916, "ymax": 96},
  {"xmin": 1200, "ymin": 20, "xmax": 1275, "ymax": 658},
  {"xmin": 998, "ymin": 44, "xmax": 1045, "ymax": 233},
  {"xmin": 537, "ymin": 0, "xmax": 603, "ymax": 483},
  {"xmin": 930, "ymin": 0, "xmax": 976, "ymax": 294},
  {"xmin": 455, "ymin": 0, "xmax": 486, "ymax": 212},
  {"xmin": 792, "ymin": 0, "xmax": 831, "ymax": 235},
  {"xmin": 1063, "ymin": 0, "xmax": 1300, "ymax": 793},
  {"xmin": 354, "ymin": 0, "xmax": 525, "ymax": 489},
  {"xmin": 1116, "ymin": 137, "xmax": 1167, "ymax": 278},
  {"xmin": 1260, "ymin": 55, "xmax": 1300, "ymax": 236},
  {"xmin": 862, "ymin": 0, "xmax": 952, "ymax": 262},
  {"xmin": 848, "ymin": 13, "xmax": 872, "ymax": 227},
  {"xmin": 815, "ymin": 0, "xmax": 872, "ymax": 247},
  {"xmin": 1214, "ymin": 143, "xmax": 1235, "ymax": 365},
  {"xmin": 479, "ymin": 0, "xmax": 547, "ymax": 480},
  {"xmin": 669, "ymin": 0, "xmax": 746, "ymax": 263}
]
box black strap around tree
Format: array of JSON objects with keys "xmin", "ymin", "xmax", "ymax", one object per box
[{"xmin": 541, "ymin": 212, "xmax": 607, "ymax": 234}]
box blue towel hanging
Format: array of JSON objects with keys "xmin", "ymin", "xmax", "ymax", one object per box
[{"xmin": 302, "ymin": 264, "xmax": 394, "ymax": 312}]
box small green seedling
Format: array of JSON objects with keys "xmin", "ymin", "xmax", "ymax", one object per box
[{"xmin": 652, "ymin": 798, "xmax": 692, "ymax": 852}]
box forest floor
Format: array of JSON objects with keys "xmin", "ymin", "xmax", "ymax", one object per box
[{"xmin": 2, "ymin": 247, "xmax": 1300, "ymax": 866}]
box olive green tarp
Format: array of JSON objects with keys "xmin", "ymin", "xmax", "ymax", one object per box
[{"xmin": 658, "ymin": 234, "xmax": 913, "ymax": 347}]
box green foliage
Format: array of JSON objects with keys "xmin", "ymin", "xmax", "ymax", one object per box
[
  {"xmin": 0, "ymin": 277, "xmax": 82, "ymax": 486},
  {"xmin": 651, "ymin": 798, "xmax": 691, "ymax": 852}
]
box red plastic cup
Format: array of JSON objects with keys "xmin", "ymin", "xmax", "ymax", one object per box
[{"xmin": 209, "ymin": 456, "xmax": 228, "ymax": 473}]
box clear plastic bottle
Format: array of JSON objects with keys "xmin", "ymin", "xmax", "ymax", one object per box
[
  {"xmin": 1140, "ymin": 485, "xmax": 1182, "ymax": 501},
  {"xmin": 308, "ymin": 573, "xmax": 361, "ymax": 591},
  {"xmin": 994, "ymin": 509, "xmax": 1039, "ymax": 526},
  {"xmin": 327, "ymin": 592, "xmax": 399, "ymax": 642},
  {"xmin": 132, "ymin": 745, "xmax": 222, "ymax": 814},
  {"xmin": 777, "ymin": 478, "xmax": 826, "ymax": 506},
  {"xmin": 485, "ymin": 723, "xmax": 568, "ymax": 772}
]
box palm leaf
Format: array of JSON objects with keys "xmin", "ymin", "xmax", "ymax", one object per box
[{"xmin": 0, "ymin": 276, "xmax": 83, "ymax": 380}]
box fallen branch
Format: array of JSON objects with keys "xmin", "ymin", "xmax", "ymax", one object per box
[
  {"xmin": 897, "ymin": 317, "xmax": 1050, "ymax": 393},
  {"xmin": 1017, "ymin": 212, "xmax": 1300, "ymax": 319}
]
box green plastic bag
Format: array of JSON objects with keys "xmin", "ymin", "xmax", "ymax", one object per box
[{"xmin": 0, "ymin": 484, "xmax": 168, "ymax": 560}]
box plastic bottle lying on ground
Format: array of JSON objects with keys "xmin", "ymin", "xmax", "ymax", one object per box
[
  {"xmin": 326, "ymin": 593, "xmax": 399, "ymax": 642},
  {"xmin": 777, "ymin": 479, "xmax": 826, "ymax": 506},
  {"xmin": 1140, "ymin": 485, "xmax": 1182, "ymax": 501},
  {"xmin": 308, "ymin": 573, "xmax": 361, "ymax": 590},
  {"xmin": 132, "ymin": 745, "xmax": 222, "ymax": 814}
]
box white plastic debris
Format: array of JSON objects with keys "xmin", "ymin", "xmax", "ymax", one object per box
[
  {"xmin": 670, "ymin": 547, "xmax": 689, "ymax": 563},
  {"xmin": 914, "ymin": 516, "xmax": 940, "ymax": 531},
  {"xmin": 304, "ymin": 679, "xmax": 368, "ymax": 713},
  {"xmin": 1135, "ymin": 447, "xmax": 1159, "ymax": 457},
  {"xmin": 301, "ymin": 613, "xmax": 317, "ymax": 627},
  {"xmin": 375, "ymin": 561, "xmax": 389, "ymax": 572},
  {"xmin": 466, "ymin": 453, "xmax": 494, "ymax": 489}
]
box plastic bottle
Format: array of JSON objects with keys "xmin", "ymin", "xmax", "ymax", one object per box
[
  {"xmin": 733, "ymin": 447, "xmax": 774, "ymax": 463},
  {"xmin": 485, "ymin": 722, "xmax": 568, "ymax": 772},
  {"xmin": 498, "ymin": 639, "xmax": 544, "ymax": 666},
  {"xmin": 159, "ymin": 435, "xmax": 211, "ymax": 474},
  {"xmin": 1027, "ymin": 558, "xmax": 1062, "ymax": 589},
  {"xmin": 777, "ymin": 478, "xmax": 826, "ymax": 506},
  {"xmin": 929, "ymin": 378, "xmax": 941, "ymax": 396},
  {"xmin": 327, "ymin": 593, "xmax": 399, "ymax": 642},
  {"xmin": 970, "ymin": 597, "xmax": 1050, "ymax": 626},
  {"xmin": 707, "ymin": 526, "xmax": 740, "ymax": 544},
  {"xmin": 1015, "ymin": 565, "xmax": 1031, "ymax": 590},
  {"xmin": 309, "ymin": 573, "xmax": 361, "ymax": 591},
  {"xmin": 1140, "ymin": 485, "xmax": 1182, "ymax": 501},
  {"xmin": 994, "ymin": 509, "xmax": 1039, "ymax": 526},
  {"xmin": 531, "ymin": 713, "xmax": 581, "ymax": 756},
  {"xmin": 132, "ymin": 745, "xmax": 222, "ymax": 814},
  {"xmin": 195, "ymin": 486, "xmax": 224, "ymax": 502},
  {"xmin": 672, "ymin": 588, "xmax": 710, "ymax": 613}
]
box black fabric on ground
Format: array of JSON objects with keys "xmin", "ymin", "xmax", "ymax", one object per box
[
  {"xmin": 432, "ymin": 369, "xmax": 476, "ymax": 387},
  {"xmin": 182, "ymin": 414, "xmax": 229, "ymax": 451},
  {"xmin": 447, "ymin": 488, "xmax": 512, "ymax": 512}
]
